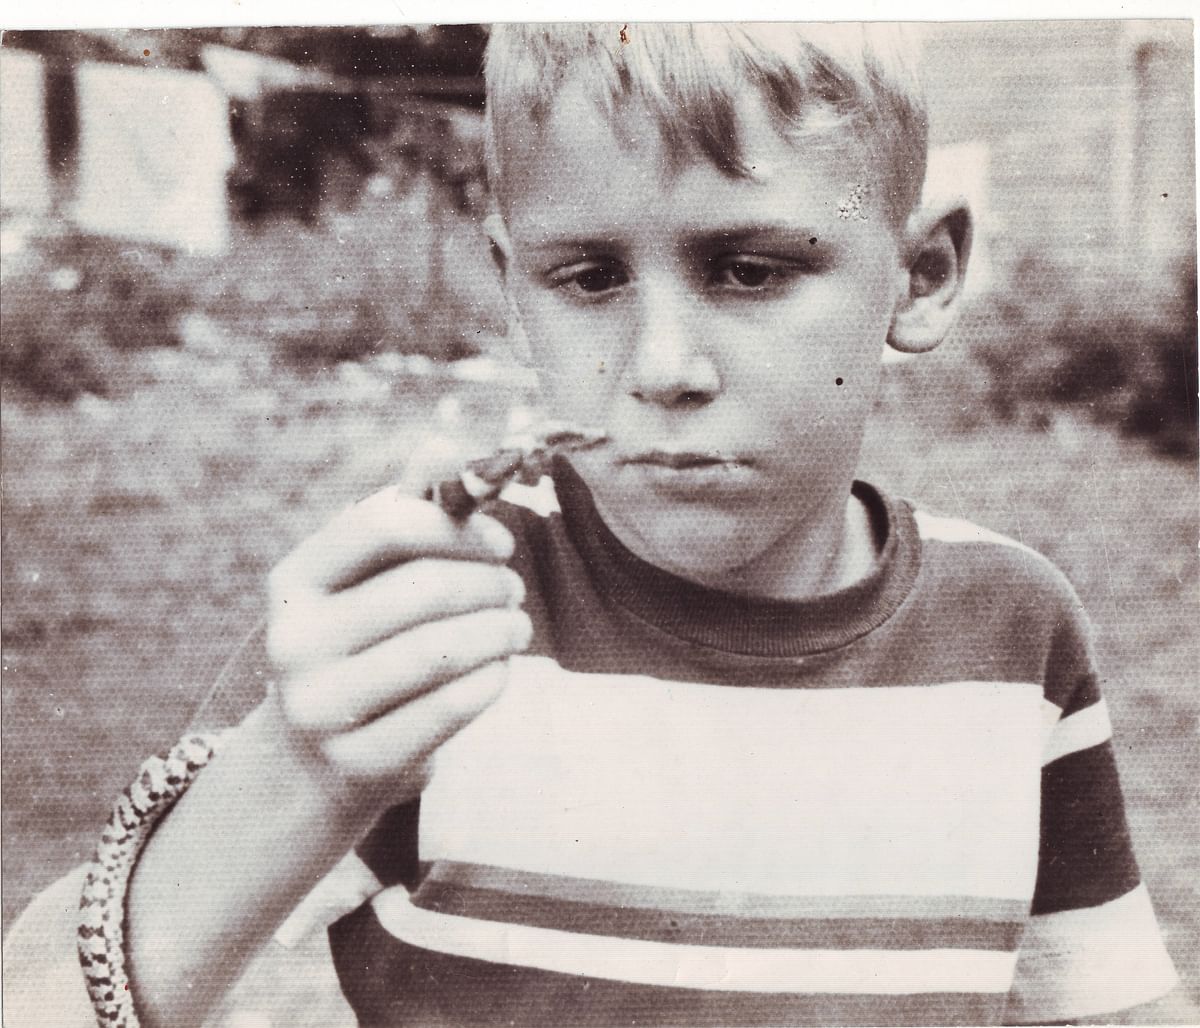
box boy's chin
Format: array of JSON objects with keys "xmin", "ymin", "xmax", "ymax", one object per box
[{"xmin": 599, "ymin": 503, "xmax": 791, "ymax": 587}]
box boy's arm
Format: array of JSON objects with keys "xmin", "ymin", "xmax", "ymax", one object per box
[
  {"xmin": 124, "ymin": 701, "xmax": 374, "ymax": 1028},
  {"xmin": 121, "ymin": 488, "xmax": 530, "ymax": 1028},
  {"xmin": 1003, "ymin": 598, "xmax": 1179, "ymax": 1025}
]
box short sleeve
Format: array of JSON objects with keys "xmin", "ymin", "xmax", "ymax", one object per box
[{"xmin": 1005, "ymin": 603, "xmax": 1178, "ymax": 1022}]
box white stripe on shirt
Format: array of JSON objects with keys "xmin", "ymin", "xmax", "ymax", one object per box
[
  {"xmin": 423, "ymin": 659, "xmax": 1045, "ymax": 900},
  {"xmin": 1005, "ymin": 883, "xmax": 1179, "ymax": 1022},
  {"xmin": 499, "ymin": 477, "xmax": 560, "ymax": 516},
  {"xmin": 274, "ymin": 851, "xmax": 383, "ymax": 949},
  {"xmin": 1041, "ymin": 699, "xmax": 1113, "ymax": 766},
  {"xmin": 913, "ymin": 510, "xmax": 1039, "ymax": 558}
]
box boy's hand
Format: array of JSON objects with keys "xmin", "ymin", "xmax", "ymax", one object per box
[{"xmin": 264, "ymin": 480, "xmax": 529, "ymax": 810}]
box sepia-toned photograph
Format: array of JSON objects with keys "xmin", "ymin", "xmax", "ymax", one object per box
[{"xmin": 1, "ymin": 15, "xmax": 1196, "ymax": 1027}]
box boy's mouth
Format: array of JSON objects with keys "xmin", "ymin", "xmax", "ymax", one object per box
[
  {"xmin": 604, "ymin": 448, "xmax": 762, "ymax": 501},
  {"xmin": 621, "ymin": 449, "xmax": 750, "ymax": 470}
]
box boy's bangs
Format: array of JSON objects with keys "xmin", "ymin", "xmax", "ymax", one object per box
[{"xmin": 485, "ymin": 24, "xmax": 928, "ymax": 226}]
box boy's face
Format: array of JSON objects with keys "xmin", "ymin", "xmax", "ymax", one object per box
[{"xmin": 494, "ymin": 84, "xmax": 906, "ymax": 590}]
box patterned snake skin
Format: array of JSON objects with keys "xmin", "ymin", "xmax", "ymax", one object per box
[{"xmin": 78, "ymin": 734, "xmax": 221, "ymax": 1027}]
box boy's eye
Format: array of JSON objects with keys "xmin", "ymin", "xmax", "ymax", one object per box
[
  {"xmin": 576, "ymin": 265, "xmax": 628, "ymax": 293},
  {"xmin": 551, "ymin": 262, "xmax": 629, "ymax": 296},
  {"xmin": 710, "ymin": 255, "xmax": 800, "ymax": 291}
]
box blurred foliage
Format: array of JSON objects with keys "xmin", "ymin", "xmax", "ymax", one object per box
[
  {"xmin": 204, "ymin": 190, "xmax": 503, "ymax": 371},
  {"xmin": 0, "ymin": 233, "xmax": 192, "ymax": 400},
  {"xmin": 6, "ymin": 221, "xmax": 1196, "ymax": 469},
  {"xmin": 4, "ymin": 25, "xmax": 487, "ymax": 80},
  {"xmin": 1, "ymin": 179, "xmax": 504, "ymax": 399},
  {"xmin": 961, "ymin": 257, "xmax": 1198, "ymax": 458},
  {"xmin": 244, "ymin": 25, "xmax": 488, "ymax": 80},
  {"xmin": 230, "ymin": 92, "xmax": 485, "ymax": 223}
]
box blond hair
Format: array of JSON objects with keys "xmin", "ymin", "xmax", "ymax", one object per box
[{"xmin": 484, "ymin": 23, "xmax": 928, "ymax": 229}]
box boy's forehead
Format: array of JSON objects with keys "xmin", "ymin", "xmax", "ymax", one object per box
[
  {"xmin": 501, "ymin": 78, "xmax": 882, "ymax": 245},
  {"xmin": 499, "ymin": 80, "xmax": 673, "ymax": 201}
]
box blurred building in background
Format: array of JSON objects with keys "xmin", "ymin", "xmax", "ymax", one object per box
[
  {"xmin": 0, "ymin": 26, "xmax": 486, "ymax": 254},
  {"xmin": 911, "ymin": 20, "xmax": 1195, "ymax": 455},
  {"xmin": 0, "ymin": 49, "xmax": 53, "ymax": 216},
  {"xmin": 922, "ymin": 20, "xmax": 1194, "ymax": 321},
  {"xmin": 70, "ymin": 62, "xmax": 234, "ymax": 253}
]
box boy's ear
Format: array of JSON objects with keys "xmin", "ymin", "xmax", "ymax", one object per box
[
  {"xmin": 483, "ymin": 212, "xmax": 534, "ymax": 365},
  {"xmin": 886, "ymin": 199, "xmax": 973, "ymax": 354}
]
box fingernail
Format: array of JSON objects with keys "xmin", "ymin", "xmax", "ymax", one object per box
[
  {"xmin": 479, "ymin": 518, "xmax": 515, "ymax": 558},
  {"xmin": 507, "ymin": 573, "xmax": 526, "ymax": 607}
]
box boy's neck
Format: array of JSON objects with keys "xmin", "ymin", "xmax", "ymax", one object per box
[
  {"xmin": 678, "ymin": 488, "xmax": 880, "ymax": 602},
  {"xmin": 593, "ymin": 481, "xmax": 882, "ymax": 604}
]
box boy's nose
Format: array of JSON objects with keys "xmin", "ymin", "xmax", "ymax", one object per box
[{"xmin": 626, "ymin": 287, "xmax": 720, "ymax": 409}]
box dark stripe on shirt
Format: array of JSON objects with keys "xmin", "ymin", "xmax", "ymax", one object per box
[
  {"xmin": 355, "ymin": 799, "xmax": 421, "ymax": 889},
  {"xmin": 1033, "ymin": 740, "xmax": 1141, "ymax": 915},
  {"xmin": 329, "ymin": 904, "xmax": 1009, "ymax": 1027},
  {"xmin": 497, "ymin": 493, "xmax": 1092, "ymax": 692},
  {"xmin": 410, "ymin": 878, "xmax": 1023, "ymax": 950},
  {"xmin": 423, "ymin": 859, "xmax": 1027, "ymax": 922}
]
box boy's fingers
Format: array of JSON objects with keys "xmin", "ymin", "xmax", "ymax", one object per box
[
  {"xmin": 276, "ymin": 561, "xmax": 524, "ymax": 666},
  {"xmin": 328, "ymin": 561, "xmax": 525, "ymax": 656},
  {"xmin": 394, "ymin": 433, "xmax": 477, "ymax": 498},
  {"xmin": 273, "ymin": 492, "xmax": 514, "ymax": 596},
  {"xmin": 318, "ymin": 660, "xmax": 510, "ymax": 780},
  {"xmin": 280, "ymin": 607, "xmax": 532, "ymax": 732}
]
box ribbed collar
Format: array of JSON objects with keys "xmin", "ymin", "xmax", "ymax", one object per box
[{"xmin": 552, "ymin": 457, "xmax": 921, "ymax": 658}]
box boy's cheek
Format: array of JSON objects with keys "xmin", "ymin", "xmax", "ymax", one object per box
[{"xmin": 518, "ymin": 306, "xmax": 615, "ymax": 386}]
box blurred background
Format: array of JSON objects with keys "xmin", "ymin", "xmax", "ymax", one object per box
[{"xmin": 2, "ymin": 20, "xmax": 1197, "ymax": 1011}]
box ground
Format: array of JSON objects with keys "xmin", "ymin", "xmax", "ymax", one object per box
[{"xmin": 2, "ymin": 345, "xmax": 1197, "ymax": 1013}]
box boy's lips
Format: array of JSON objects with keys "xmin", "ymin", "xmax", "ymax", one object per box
[
  {"xmin": 612, "ymin": 448, "xmax": 761, "ymax": 498},
  {"xmin": 620, "ymin": 449, "xmax": 751, "ymax": 470}
]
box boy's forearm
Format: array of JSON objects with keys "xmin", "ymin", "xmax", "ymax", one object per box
[{"xmin": 124, "ymin": 701, "xmax": 375, "ymax": 1028}]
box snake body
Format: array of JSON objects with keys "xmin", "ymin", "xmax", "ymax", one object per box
[{"xmin": 78, "ymin": 735, "xmax": 221, "ymax": 1027}]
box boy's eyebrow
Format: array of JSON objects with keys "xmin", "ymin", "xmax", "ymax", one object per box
[
  {"xmin": 687, "ymin": 225, "xmax": 831, "ymax": 249},
  {"xmin": 515, "ymin": 224, "xmax": 833, "ymax": 257},
  {"xmin": 516, "ymin": 236, "xmax": 622, "ymax": 257}
]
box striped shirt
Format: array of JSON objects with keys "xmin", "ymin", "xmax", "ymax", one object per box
[{"xmin": 300, "ymin": 461, "xmax": 1177, "ymax": 1026}]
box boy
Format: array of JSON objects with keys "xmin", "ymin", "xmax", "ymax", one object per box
[{"xmin": 8, "ymin": 23, "xmax": 1186, "ymax": 1027}]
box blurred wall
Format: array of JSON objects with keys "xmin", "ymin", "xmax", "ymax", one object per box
[{"xmin": 921, "ymin": 20, "xmax": 1195, "ymax": 317}]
